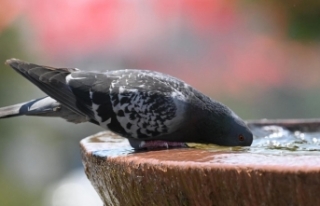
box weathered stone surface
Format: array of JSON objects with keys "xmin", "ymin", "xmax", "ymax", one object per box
[{"xmin": 81, "ymin": 130, "xmax": 320, "ymax": 206}]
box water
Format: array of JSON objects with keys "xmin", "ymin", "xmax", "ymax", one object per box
[
  {"xmin": 86, "ymin": 124, "xmax": 320, "ymax": 157},
  {"xmin": 250, "ymin": 125, "xmax": 320, "ymax": 151},
  {"xmin": 248, "ymin": 125, "xmax": 320, "ymax": 157},
  {"xmin": 189, "ymin": 124, "xmax": 320, "ymax": 155}
]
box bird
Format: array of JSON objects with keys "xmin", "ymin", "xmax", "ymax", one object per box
[{"xmin": 0, "ymin": 59, "xmax": 253, "ymax": 149}]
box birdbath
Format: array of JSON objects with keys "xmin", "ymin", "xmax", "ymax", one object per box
[{"xmin": 80, "ymin": 119, "xmax": 320, "ymax": 205}]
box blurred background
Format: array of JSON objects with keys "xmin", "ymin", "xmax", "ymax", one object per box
[{"xmin": 1, "ymin": 0, "xmax": 320, "ymax": 205}]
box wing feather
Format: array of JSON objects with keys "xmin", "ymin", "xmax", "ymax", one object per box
[
  {"xmin": 108, "ymin": 70, "xmax": 187, "ymax": 139},
  {"xmin": 5, "ymin": 59, "xmax": 91, "ymax": 118}
]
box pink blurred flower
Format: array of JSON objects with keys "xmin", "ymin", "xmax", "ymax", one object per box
[{"xmin": 5, "ymin": 0, "xmax": 320, "ymax": 94}]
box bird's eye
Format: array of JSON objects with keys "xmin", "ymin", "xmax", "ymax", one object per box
[{"xmin": 238, "ymin": 135, "xmax": 245, "ymax": 141}]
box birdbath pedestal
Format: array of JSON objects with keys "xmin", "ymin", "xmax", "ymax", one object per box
[{"xmin": 80, "ymin": 128, "xmax": 320, "ymax": 206}]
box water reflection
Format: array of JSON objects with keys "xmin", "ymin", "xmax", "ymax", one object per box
[
  {"xmin": 189, "ymin": 125, "xmax": 320, "ymax": 155},
  {"xmin": 250, "ymin": 125, "xmax": 320, "ymax": 153},
  {"xmin": 85, "ymin": 125, "xmax": 320, "ymax": 158}
]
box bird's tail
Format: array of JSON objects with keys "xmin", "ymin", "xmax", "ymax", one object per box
[
  {"xmin": 0, "ymin": 102, "xmax": 26, "ymax": 118},
  {"xmin": 0, "ymin": 96, "xmax": 87, "ymax": 123},
  {"xmin": 0, "ymin": 96, "xmax": 60, "ymax": 118}
]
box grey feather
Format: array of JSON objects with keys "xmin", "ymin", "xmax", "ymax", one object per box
[
  {"xmin": 0, "ymin": 96, "xmax": 86, "ymax": 123},
  {"xmin": 5, "ymin": 59, "xmax": 92, "ymax": 119}
]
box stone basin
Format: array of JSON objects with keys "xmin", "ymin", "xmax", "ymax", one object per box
[{"xmin": 80, "ymin": 119, "xmax": 320, "ymax": 206}]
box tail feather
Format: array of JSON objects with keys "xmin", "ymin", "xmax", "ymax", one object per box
[
  {"xmin": 0, "ymin": 97, "xmax": 87, "ymax": 123},
  {"xmin": 0, "ymin": 97, "xmax": 59, "ymax": 118},
  {"xmin": 0, "ymin": 102, "xmax": 26, "ymax": 118}
]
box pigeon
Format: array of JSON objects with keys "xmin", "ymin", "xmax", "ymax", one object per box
[{"xmin": 0, "ymin": 59, "xmax": 253, "ymax": 148}]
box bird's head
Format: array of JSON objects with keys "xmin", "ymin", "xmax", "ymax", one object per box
[{"xmin": 196, "ymin": 105, "xmax": 253, "ymax": 146}]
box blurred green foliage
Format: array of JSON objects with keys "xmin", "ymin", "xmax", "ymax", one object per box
[
  {"xmin": 0, "ymin": 25, "xmax": 41, "ymax": 206},
  {"xmin": 0, "ymin": 170, "xmax": 40, "ymax": 206},
  {"xmin": 288, "ymin": 12, "xmax": 320, "ymax": 40},
  {"xmin": 260, "ymin": 0, "xmax": 320, "ymax": 40}
]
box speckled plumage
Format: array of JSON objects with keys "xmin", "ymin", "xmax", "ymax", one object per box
[{"xmin": 0, "ymin": 59, "xmax": 253, "ymax": 148}]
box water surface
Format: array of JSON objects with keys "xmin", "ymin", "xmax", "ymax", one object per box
[{"xmin": 86, "ymin": 123, "xmax": 320, "ymax": 157}]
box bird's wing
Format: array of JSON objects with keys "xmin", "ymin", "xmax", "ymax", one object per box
[
  {"xmin": 108, "ymin": 70, "xmax": 188, "ymax": 139},
  {"xmin": 67, "ymin": 70, "xmax": 189, "ymax": 139},
  {"xmin": 5, "ymin": 59, "xmax": 91, "ymax": 119}
]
